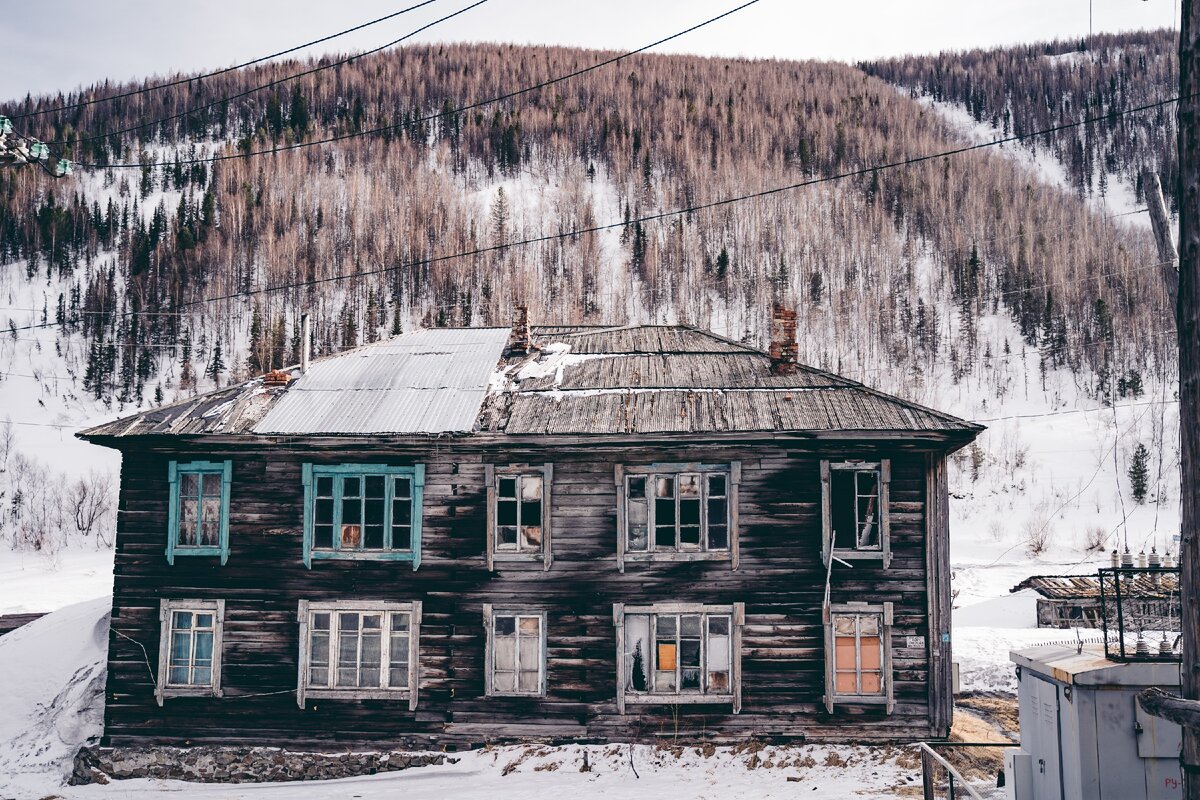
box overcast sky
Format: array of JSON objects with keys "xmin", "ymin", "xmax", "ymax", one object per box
[{"xmin": 2, "ymin": 0, "xmax": 1182, "ymax": 103}]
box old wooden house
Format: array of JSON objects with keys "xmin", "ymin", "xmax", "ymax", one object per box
[{"xmin": 80, "ymin": 312, "xmax": 982, "ymax": 748}]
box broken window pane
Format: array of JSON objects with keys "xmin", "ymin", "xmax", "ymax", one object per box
[
  {"xmin": 625, "ymin": 614, "xmax": 651, "ymax": 692},
  {"xmin": 627, "ymin": 470, "xmax": 732, "ymax": 554},
  {"xmin": 627, "ymin": 477, "xmax": 649, "ymax": 551},
  {"xmin": 831, "ymin": 468, "xmax": 882, "ymax": 552}
]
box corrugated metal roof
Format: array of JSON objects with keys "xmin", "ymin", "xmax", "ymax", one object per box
[{"xmin": 254, "ymin": 328, "xmax": 510, "ymax": 434}]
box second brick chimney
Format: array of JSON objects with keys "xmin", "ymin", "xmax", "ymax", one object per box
[
  {"xmin": 769, "ymin": 304, "xmax": 798, "ymax": 375},
  {"xmin": 509, "ymin": 305, "xmax": 533, "ymax": 356}
]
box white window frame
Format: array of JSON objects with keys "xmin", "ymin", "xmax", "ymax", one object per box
[
  {"xmin": 483, "ymin": 603, "xmax": 547, "ymax": 697},
  {"xmin": 821, "ymin": 459, "xmax": 891, "ymax": 568},
  {"xmin": 823, "ymin": 601, "xmax": 894, "ymax": 713},
  {"xmin": 613, "ymin": 601, "xmax": 744, "ymax": 714},
  {"xmin": 296, "ymin": 600, "xmax": 421, "ymax": 710},
  {"xmin": 155, "ymin": 598, "xmax": 225, "ymax": 705},
  {"xmin": 614, "ymin": 462, "xmax": 741, "ymax": 572},
  {"xmin": 485, "ymin": 464, "xmax": 553, "ymax": 571}
]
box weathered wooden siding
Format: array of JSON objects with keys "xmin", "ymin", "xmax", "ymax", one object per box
[{"xmin": 102, "ymin": 438, "xmax": 947, "ymax": 747}]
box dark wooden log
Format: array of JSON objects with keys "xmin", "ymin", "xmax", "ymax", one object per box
[
  {"xmin": 1138, "ymin": 687, "xmax": 1200, "ymax": 730},
  {"xmin": 1178, "ymin": 2, "xmax": 1200, "ymax": 794},
  {"xmin": 1144, "ymin": 169, "xmax": 1180, "ymax": 314}
]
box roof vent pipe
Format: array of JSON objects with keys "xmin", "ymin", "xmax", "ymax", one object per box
[
  {"xmin": 301, "ymin": 313, "xmax": 311, "ymax": 374},
  {"xmin": 769, "ymin": 303, "xmax": 798, "ymax": 376}
]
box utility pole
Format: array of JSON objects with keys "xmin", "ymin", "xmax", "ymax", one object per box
[
  {"xmin": 1178, "ymin": 0, "xmax": 1200, "ymax": 794},
  {"xmin": 1144, "ymin": 169, "xmax": 1180, "ymax": 313}
]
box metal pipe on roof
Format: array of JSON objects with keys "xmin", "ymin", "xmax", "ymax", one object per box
[{"xmin": 301, "ymin": 313, "xmax": 311, "ymax": 374}]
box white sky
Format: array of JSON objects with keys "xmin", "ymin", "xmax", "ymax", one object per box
[{"xmin": 2, "ymin": 0, "xmax": 1182, "ymax": 103}]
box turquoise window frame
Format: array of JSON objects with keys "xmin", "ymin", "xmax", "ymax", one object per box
[
  {"xmin": 166, "ymin": 460, "xmax": 232, "ymax": 565},
  {"xmin": 301, "ymin": 463, "xmax": 425, "ymax": 569}
]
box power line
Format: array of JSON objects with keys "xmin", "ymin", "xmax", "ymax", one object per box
[
  {"xmin": 177, "ymin": 94, "xmax": 1187, "ymax": 307},
  {"xmin": 5, "ymin": 0, "xmax": 446, "ymax": 121},
  {"xmin": 49, "ymin": 0, "xmax": 492, "ymax": 150},
  {"xmin": 73, "ymin": 0, "xmax": 765, "ymax": 168}
]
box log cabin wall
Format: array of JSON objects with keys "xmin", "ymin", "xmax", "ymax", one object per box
[{"xmin": 101, "ymin": 435, "xmax": 951, "ymax": 747}]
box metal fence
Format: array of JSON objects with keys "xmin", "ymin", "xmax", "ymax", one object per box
[
  {"xmin": 920, "ymin": 743, "xmax": 1016, "ymax": 800},
  {"xmin": 1097, "ymin": 566, "xmax": 1182, "ymax": 662}
]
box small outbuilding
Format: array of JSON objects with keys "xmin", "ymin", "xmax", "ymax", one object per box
[
  {"xmin": 1005, "ymin": 645, "xmax": 1182, "ymax": 800},
  {"xmin": 1011, "ymin": 574, "xmax": 1180, "ymax": 630}
]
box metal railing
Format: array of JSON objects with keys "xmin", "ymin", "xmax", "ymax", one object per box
[
  {"xmin": 920, "ymin": 742, "xmax": 1017, "ymax": 800},
  {"xmin": 1097, "ymin": 566, "xmax": 1182, "ymax": 662}
]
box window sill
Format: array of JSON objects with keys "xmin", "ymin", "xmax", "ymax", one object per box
[
  {"xmin": 828, "ymin": 694, "xmax": 889, "ymax": 705},
  {"xmin": 487, "ymin": 690, "xmax": 546, "ymax": 698},
  {"xmin": 159, "ymin": 686, "xmax": 222, "ymax": 699},
  {"xmin": 829, "ymin": 550, "xmax": 892, "ymax": 567},
  {"xmin": 308, "ymin": 551, "xmax": 416, "ymax": 562},
  {"xmin": 491, "ymin": 552, "xmax": 545, "ymax": 562},
  {"xmin": 303, "ymin": 688, "xmax": 412, "ymax": 701},
  {"xmin": 624, "ymin": 551, "xmax": 732, "ymax": 562},
  {"xmin": 623, "ymin": 693, "xmax": 735, "ymax": 706},
  {"xmin": 168, "ymin": 547, "xmax": 226, "ymax": 559}
]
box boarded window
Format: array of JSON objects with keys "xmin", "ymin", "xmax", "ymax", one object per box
[
  {"xmin": 825, "ymin": 603, "xmax": 893, "ymax": 713},
  {"xmin": 624, "ymin": 469, "xmax": 731, "ymax": 554},
  {"xmin": 490, "ymin": 612, "xmax": 544, "ymax": 695}
]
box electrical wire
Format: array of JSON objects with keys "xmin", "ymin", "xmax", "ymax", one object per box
[
  {"xmin": 69, "ymin": 0, "xmax": 764, "ymax": 168},
  {"xmin": 122, "ymin": 95, "xmax": 1177, "ymax": 309},
  {"xmin": 5, "ymin": 1, "xmax": 446, "ymax": 121},
  {"xmin": 48, "ymin": 0, "xmax": 492, "ymax": 150}
]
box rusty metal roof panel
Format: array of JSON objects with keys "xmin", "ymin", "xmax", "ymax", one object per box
[{"xmin": 254, "ymin": 328, "xmax": 509, "ymax": 434}]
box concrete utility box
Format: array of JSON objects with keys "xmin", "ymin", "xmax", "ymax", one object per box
[{"xmin": 1006, "ymin": 645, "xmax": 1182, "ymax": 800}]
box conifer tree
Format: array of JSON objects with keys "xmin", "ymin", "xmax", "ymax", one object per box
[
  {"xmin": 1129, "ymin": 443, "xmax": 1151, "ymax": 504},
  {"xmin": 206, "ymin": 343, "xmax": 225, "ymax": 384}
]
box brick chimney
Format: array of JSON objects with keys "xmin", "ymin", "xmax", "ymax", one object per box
[
  {"xmin": 769, "ymin": 304, "xmax": 798, "ymax": 375},
  {"xmin": 510, "ymin": 305, "xmax": 532, "ymax": 356}
]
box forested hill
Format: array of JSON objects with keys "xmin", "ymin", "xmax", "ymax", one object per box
[
  {"xmin": 863, "ymin": 29, "xmax": 1178, "ymax": 207},
  {"xmin": 0, "ymin": 33, "xmax": 1176, "ymax": 415}
]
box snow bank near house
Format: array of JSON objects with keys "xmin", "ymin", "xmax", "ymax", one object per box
[
  {"xmin": 53, "ymin": 742, "xmax": 918, "ymax": 800},
  {"xmin": 0, "ymin": 596, "xmax": 109, "ymax": 799},
  {"xmin": 0, "ymin": 548, "xmax": 115, "ymax": 615}
]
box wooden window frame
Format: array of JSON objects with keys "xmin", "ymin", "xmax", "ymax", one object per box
[
  {"xmin": 155, "ymin": 598, "xmax": 225, "ymax": 705},
  {"xmin": 823, "ymin": 601, "xmax": 894, "ymax": 713},
  {"xmin": 821, "ymin": 459, "xmax": 891, "ymax": 568},
  {"xmin": 613, "ymin": 601, "xmax": 744, "ymax": 714},
  {"xmin": 482, "ymin": 603, "xmax": 547, "ymax": 697},
  {"xmin": 485, "ymin": 464, "xmax": 553, "ymax": 571},
  {"xmin": 166, "ymin": 460, "xmax": 232, "ymax": 565},
  {"xmin": 614, "ymin": 462, "xmax": 741, "ymax": 572},
  {"xmin": 296, "ymin": 600, "xmax": 421, "ymax": 709},
  {"xmin": 301, "ymin": 464, "xmax": 425, "ymax": 568}
]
